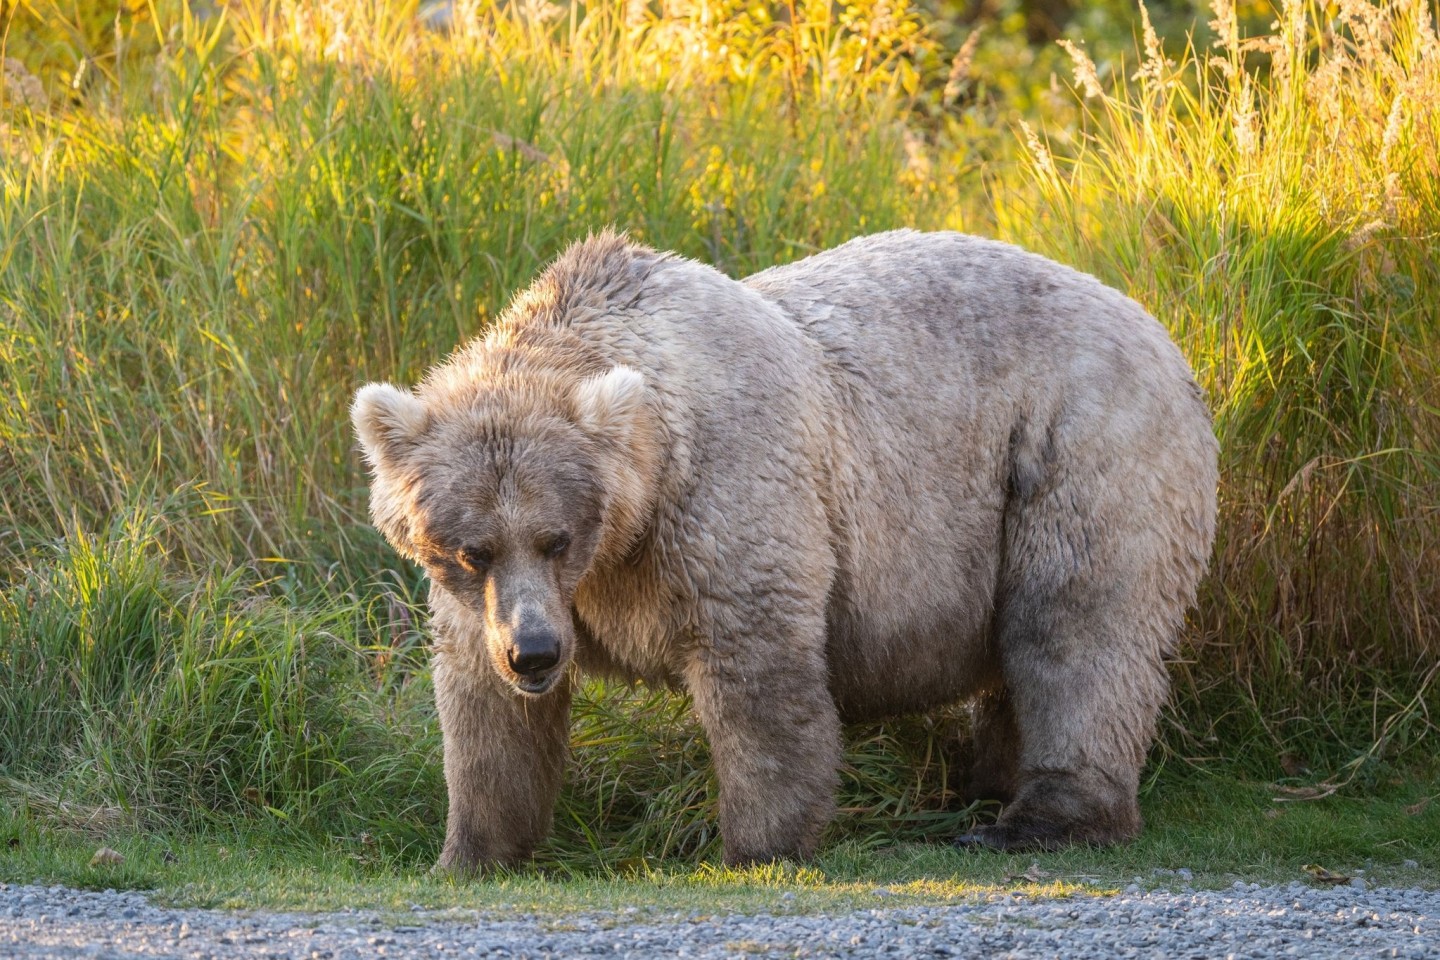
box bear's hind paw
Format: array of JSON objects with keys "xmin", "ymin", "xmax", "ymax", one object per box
[{"xmin": 951, "ymin": 821, "xmax": 1070, "ymax": 853}]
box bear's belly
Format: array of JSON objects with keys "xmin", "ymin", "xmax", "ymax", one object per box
[{"xmin": 824, "ymin": 604, "xmax": 996, "ymax": 723}]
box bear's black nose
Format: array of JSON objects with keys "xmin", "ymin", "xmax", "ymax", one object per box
[{"xmin": 508, "ymin": 630, "xmax": 560, "ymax": 677}]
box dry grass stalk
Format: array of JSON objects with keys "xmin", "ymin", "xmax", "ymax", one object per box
[
  {"xmin": 2, "ymin": 779, "xmax": 129, "ymax": 836},
  {"xmin": 1057, "ymin": 40, "xmax": 1103, "ymax": 100},
  {"xmin": 943, "ymin": 29, "xmax": 982, "ymax": 106}
]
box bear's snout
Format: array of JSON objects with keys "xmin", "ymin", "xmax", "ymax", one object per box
[
  {"xmin": 508, "ymin": 627, "xmax": 561, "ymax": 680},
  {"xmin": 498, "ymin": 610, "xmax": 566, "ymax": 696}
]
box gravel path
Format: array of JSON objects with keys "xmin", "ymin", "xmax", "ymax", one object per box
[{"xmin": 2, "ymin": 880, "xmax": 1437, "ymax": 959}]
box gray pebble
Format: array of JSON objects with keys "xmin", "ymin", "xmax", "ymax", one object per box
[{"xmin": 0, "ymin": 881, "xmax": 1438, "ymax": 958}]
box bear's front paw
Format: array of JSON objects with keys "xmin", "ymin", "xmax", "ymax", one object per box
[
  {"xmin": 721, "ymin": 849, "xmax": 805, "ymax": 869},
  {"xmin": 433, "ymin": 842, "xmax": 501, "ymax": 877},
  {"xmin": 430, "ymin": 857, "xmax": 478, "ymax": 879}
]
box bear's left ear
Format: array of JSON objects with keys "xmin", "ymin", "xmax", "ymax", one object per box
[{"xmin": 573, "ymin": 366, "xmax": 649, "ymax": 444}]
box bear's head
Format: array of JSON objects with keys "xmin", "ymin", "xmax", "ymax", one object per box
[{"xmin": 351, "ymin": 365, "xmax": 657, "ymax": 697}]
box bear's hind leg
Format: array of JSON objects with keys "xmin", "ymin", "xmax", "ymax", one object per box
[{"xmin": 955, "ymin": 583, "xmax": 1169, "ymax": 851}]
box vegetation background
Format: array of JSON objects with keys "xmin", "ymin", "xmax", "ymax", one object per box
[{"xmin": 0, "ymin": 0, "xmax": 1436, "ymax": 882}]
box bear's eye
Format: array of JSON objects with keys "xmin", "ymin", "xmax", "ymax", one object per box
[
  {"xmin": 458, "ymin": 546, "xmax": 494, "ymax": 573},
  {"xmin": 541, "ymin": 533, "xmax": 571, "ymax": 559}
]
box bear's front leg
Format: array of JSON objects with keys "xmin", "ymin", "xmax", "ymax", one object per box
[
  {"xmin": 432, "ymin": 654, "xmax": 571, "ymax": 873},
  {"xmin": 683, "ymin": 610, "xmax": 842, "ymax": 865}
]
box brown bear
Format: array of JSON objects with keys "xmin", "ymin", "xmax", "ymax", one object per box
[{"xmin": 351, "ymin": 229, "xmax": 1218, "ymax": 870}]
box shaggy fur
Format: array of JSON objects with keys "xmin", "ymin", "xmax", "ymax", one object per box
[{"xmin": 351, "ymin": 229, "xmax": 1218, "ymax": 869}]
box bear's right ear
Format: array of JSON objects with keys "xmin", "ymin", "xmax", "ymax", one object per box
[
  {"xmin": 572, "ymin": 366, "xmax": 648, "ymax": 446},
  {"xmin": 352, "ymin": 382, "xmax": 428, "ymax": 468}
]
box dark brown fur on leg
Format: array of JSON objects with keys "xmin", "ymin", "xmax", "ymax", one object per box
[{"xmin": 962, "ymin": 688, "xmax": 1021, "ymax": 805}]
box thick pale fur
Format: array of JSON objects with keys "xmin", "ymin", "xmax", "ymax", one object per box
[{"xmin": 352, "ymin": 229, "xmax": 1218, "ymax": 868}]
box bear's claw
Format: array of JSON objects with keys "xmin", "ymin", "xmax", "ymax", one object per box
[
  {"xmin": 952, "ymin": 828, "xmax": 1007, "ymax": 851},
  {"xmin": 952, "ymin": 821, "xmax": 1073, "ymax": 852}
]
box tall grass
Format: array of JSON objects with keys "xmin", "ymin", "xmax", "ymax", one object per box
[
  {"xmin": 0, "ymin": 0, "xmax": 931, "ymax": 580},
  {"xmin": 0, "ymin": 0, "xmax": 1436, "ymax": 858},
  {"xmin": 0, "ymin": 510, "xmax": 444, "ymax": 845}
]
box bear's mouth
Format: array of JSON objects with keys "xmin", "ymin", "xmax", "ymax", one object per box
[{"xmin": 511, "ymin": 671, "xmax": 561, "ymax": 697}]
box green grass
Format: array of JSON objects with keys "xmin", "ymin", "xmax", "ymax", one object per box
[
  {"xmin": 0, "ymin": 0, "xmax": 1437, "ymax": 889},
  {"xmin": 3, "ymin": 767, "xmax": 1436, "ymax": 914}
]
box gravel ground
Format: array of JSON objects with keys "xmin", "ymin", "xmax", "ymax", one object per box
[{"xmin": 2, "ymin": 880, "xmax": 1437, "ymax": 959}]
